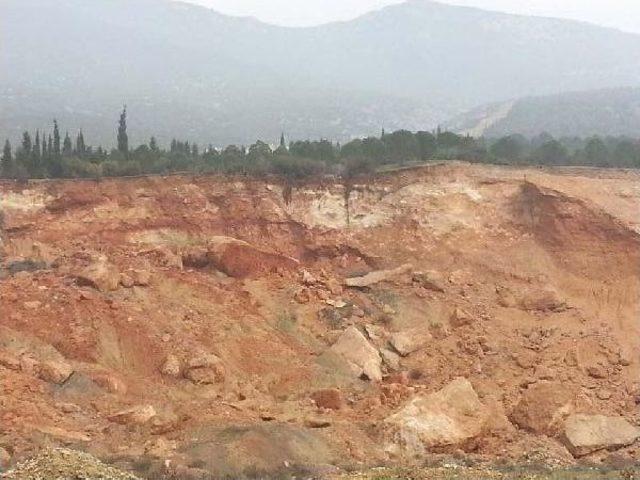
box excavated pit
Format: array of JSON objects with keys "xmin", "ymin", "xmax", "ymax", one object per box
[{"xmin": 0, "ymin": 163, "xmax": 639, "ymax": 477}]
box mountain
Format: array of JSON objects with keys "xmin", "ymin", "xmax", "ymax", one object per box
[
  {"xmin": 2, "ymin": 0, "xmax": 640, "ymax": 147},
  {"xmin": 447, "ymin": 88, "xmax": 640, "ymax": 138}
]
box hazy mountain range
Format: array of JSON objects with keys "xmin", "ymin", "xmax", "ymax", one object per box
[
  {"xmin": 447, "ymin": 87, "xmax": 640, "ymax": 138},
  {"xmin": 2, "ymin": 0, "xmax": 640, "ymax": 147}
]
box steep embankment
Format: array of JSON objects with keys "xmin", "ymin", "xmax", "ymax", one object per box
[{"xmin": 0, "ymin": 164, "xmax": 639, "ymax": 477}]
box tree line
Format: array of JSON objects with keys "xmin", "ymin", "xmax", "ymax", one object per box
[{"xmin": 2, "ymin": 108, "xmax": 639, "ymax": 181}]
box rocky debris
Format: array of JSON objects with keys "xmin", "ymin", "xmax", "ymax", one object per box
[
  {"xmin": 293, "ymin": 287, "xmax": 311, "ymax": 304},
  {"xmin": 449, "ymin": 308, "xmax": 474, "ymax": 328},
  {"xmin": 75, "ymin": 257, "xmax": 120, "ymax": 292},
  {"xmin": 413, "ymin": 270, "xmax": 446, "ymax": 292},
  {"xmin": 311, "ymin": 388, "xmax": 344, "ymax": 410},
  {"xmin": 496, "ymin": 286, "xmax": 517, "ymax": 307},
  {"xmin": 385, "ymin": 378, "xmax": 489, "ymax": 453},
  {"xmin": 511, "ymin": 382, "xmax": 576, "ymax": 435},
  {"xmin": 389, "ymin": 329, "xmax": 431, "ymax": 357},
  {"xmin": 324, "ymin": 278, "xmax": 343, "ymax": 295},
  {"xmin": 380, "ymin": 348, "xmax": 401, "ymax": 371},
  {"xmin": 92, "ymin": 373, "xmax": 128, "ymax": 394},
  {"xmin": 128, "ymin": 268, "xmax": 151, "ymax": 286},
  {"xmin": 34, "ymin": 425, "xmax": 92, "ymax": 443},
  {"xmin": 160, "ymin": 354, "xmax": 181, "ymax": 377},
  {"xmin": 184, "ymin": 354, "xmax": 225, "ymax": 384},
  {"xmin": 109, "ymin": 405, "xmax": 157, "ymax": 425},
  {"xmin": 56, "ymin": 402, "xmax": 82, "ymax": 413},
  {"xmin": 318, "ymin": 306, "xmax": 350, "ymax": 330},
  {"xmin": 198, "ymin": 236, "xmax": 300, "ymax": 279},
  {"xmin": 1, "ymin": 448, "xmax": 140, "ymax": 480},
  {"xmin": 301, "ymin": 269, "xmax": 317, "ymax": 285},
  {"xmin": 304, "ymin": 417, "xmax": 331, "ymax": 429},
  {"xmin": 561, "ymin": 414, "xmax": 640, "ymax": 456},
  {"xmin": 587, "ymin": 364, "xmax": 608, "ymax": 379},
  {"xmin": 0, "ymin": 447, "xmax": 10, "ymax": 470},
  {"xmin": 119, "ymin": 272, "xmax": 135, "ymax": 288},
  {"xmin": 119, "ymin": 267, "xmax": 150, "ymax": 288},
  {"xmin": 0, "ymin": 350, "xmax": 21, "ymax": 370},
  {"xmin": 37, "ymin": 358, "xmax": 74, "ymax": 385},
  {"xmin": 148, "ymin": 245, "xmax": 183, "ymax": 269},
  {"xmin": 344, "ymin": 264, "xmax": 413, "ymax": 288},
  {"xmin": 520, "ymin": 287, "xmax": 566, "ymax": 312},
  {"xmin": 329, "ymin": 326, "xmax": 382, "ymax": 381}
]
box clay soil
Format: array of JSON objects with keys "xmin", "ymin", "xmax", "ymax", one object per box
[{"xmin": 0, "ymin": 162, "xmax": 638, "ymax": 479}]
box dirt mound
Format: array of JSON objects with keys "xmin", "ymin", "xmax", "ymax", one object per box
[
  {"xmin": 0, "ymin": 164, "xmax": 638, "ymax": 477},
  {"xmin": 1, "ymin": 449, "xmax": 140, "ymax": 480}
]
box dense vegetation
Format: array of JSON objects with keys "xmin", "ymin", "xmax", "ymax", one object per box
[{"xmin": 2, "ymin": 109, "xmax": 639, "ymax": 181}]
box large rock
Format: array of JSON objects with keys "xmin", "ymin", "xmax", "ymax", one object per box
[
  {"xmin": 205, "ymin": 236, "xmax": 299, "ymax": 279},
  {"xmin": 412, "ymin": 270, "xmax": 446, "ymax": 292},
  {"xmin": 511, "ymin": 382, "xmax": 576, "ymax": 435},
  {"xmin": 160, "ymin": 354, "xmax": 181, "ymax": 378},
  {"xmin": 184, "ymin": 354, "xmax": 225, "ymax": 385},
  {"xmin": 520, "ymin": 287, "xmax": 566, "ymax": 312},
  {"xmin": 329, "ymin": 326, "xmax": 382, "ymax": 381},
  {"xmin": 76, "ymin": 257, "xmax": 120, "ymax": 292},
  {"xmin": 311, "ymin": 389, "xmax": 344, "ymax": 410},
  {"xmin": 109, "ymin": 405, "xmax": 157, "ymax": 425},
  {"xmin": 562, "ymin": 414, "xmax": 640, "ymax": 456},
  {"xmin": 37, "ymin": 359, "xmax": 74, "ymax": 385},
  {"xmin": 385, "ymin": 377, "xmax": 489, "ymax": 453},
  {"xmin": 345, "ymin": 264, "xmax": 413, "ymax": 288},
  {"xmin": 389, "ymin": 329, "xmax": 431, "ymax": 357}
]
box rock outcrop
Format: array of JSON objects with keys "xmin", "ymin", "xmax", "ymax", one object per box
[
  {"xmin": 389, "ymin": 329, "xmax": 431, "ymax": 357},
  {"xmin": 344, "ymin": 264, "xmax": 413, "ymax": 288},
  {"xmin": 561, "ymin": 414, "xmax": 640, "ymax": 456},
  {"xmin": 511, "ymin": 382, "xmax": 576, "ymax": 436},
  {"xmin": 329, "ymin": 326, "xmax": 382, "ymax": 381},
  {"xmin": 75, "ymin": 257, "xmax": 120, "ymax": 292},
  {"xmin": 385, "ymin": 378, "xmax": 489, "ymax": 454}
]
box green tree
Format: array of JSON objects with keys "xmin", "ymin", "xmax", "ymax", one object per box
[
  {"xmin": 76, "ymin": 130, "xmax": 86, "ymax": 156},
  {"xmin": 149, "ymin": 136, "xmax": 158, "ymax": 152},
  {"xmin": 612, "ymin": 140, "xmax": 639, "ymax": 168},
  {"xmin": 490, "ymin": 135, "xmax": 526, "ymax": 162},
  {"xmin": 416, "ymin": 131, "xmax": 437, "ymax": 160},
  {"xmin": 53, "ymin": 120, "xmax": 61, "ymax": 156},
  {"xmin": 1, "ymin": 140, "xmax": 12, "ymax": 178},
  {"xmin": 63, "ymin": 132, "xmax": 73, "ymax": 156},
  {"xmin": 530, "ymin": 139, "xmax": 568, "ymax": 165},
  {"xmin": 583, "ymin": 137, "xmax": 609, "ymax": 166},
  {"xmin": 383, "ymin": 130, "xmax": 419, "ymax": 163},
  {"xmin": 21, "ymin": 131, "xmax": 32, "ymax": 155},
  {"xmin": 117, "ymin": 106, "xmax": 128, "ymax": 154}
]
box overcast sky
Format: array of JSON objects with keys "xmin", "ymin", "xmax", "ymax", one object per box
[{"xmin": 184, "ymin": 0, "xmax": 640, "ymax": 33}]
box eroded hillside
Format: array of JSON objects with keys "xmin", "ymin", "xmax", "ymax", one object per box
[{"xmin": 1, "ymin": 163, "xmax": 639, "ymax": 478}]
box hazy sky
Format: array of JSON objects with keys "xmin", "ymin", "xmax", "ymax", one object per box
[{"xmin": 185, "ymin": 0, "xmax": 640, "ymax": 33}]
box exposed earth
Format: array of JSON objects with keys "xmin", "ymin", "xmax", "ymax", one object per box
[{"xmin": 0, "ymin": 163, "xmax": 639, "ymax": 479}]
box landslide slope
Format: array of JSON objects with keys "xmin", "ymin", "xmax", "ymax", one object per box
[{"xmin": 0, "ymin": 164, "xmax": 639, "ymax": 477}]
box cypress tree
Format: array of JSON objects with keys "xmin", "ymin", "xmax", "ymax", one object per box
[
  {"xmin": 76, "ymin": 130, "xmax": 86, "ymax": 156},
  {"xmin": 32, "ymin": 130, "xmax": 41, "ymax": 175},
  {"xmin": 63, "ymin": 132, "xmax": 73, "ymax": 156},
  {"xmin": 1, "ymin": 140, "xmax": 12, "ymax": 178},
  {"xmin": 280, "ymin": 133, "xmax": 286, "ymax": 149},
  {"xmin": 21, "ymin": 131, "xmax": 32, "ymax": 155},
  {"xmin": 34, "ymin": 131, "xmax": 41, "ymax": 159},
  {"xmin": 53, "ymin": 120, "xmax": 61, "ymax": 156},
  {"xmin": 117, "ymin": 106, "xmax": 128, "ymax": 154},
  {"xmin": 42, "ymin": 132, "xmax": 48, "ymax": 158}
]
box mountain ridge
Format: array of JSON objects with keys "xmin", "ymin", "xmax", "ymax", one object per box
[{"xmin": 2, "ymin": 0, "xmax": 640, "ymax": 146}]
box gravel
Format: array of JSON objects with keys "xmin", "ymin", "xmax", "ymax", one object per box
[{"xmin": 1, "ymin": 448, "xmax": 140, "ymax": 480}]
